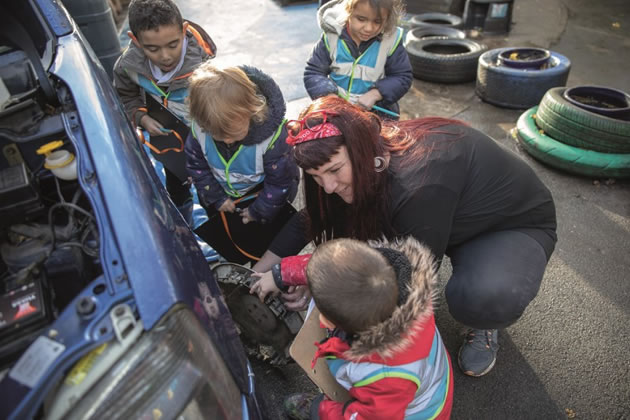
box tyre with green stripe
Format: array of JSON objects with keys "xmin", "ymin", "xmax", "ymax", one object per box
[
  {"xmin": 516, "ymin": 106, "xmax": 630, "ymax": 178},
  {"xmin": 536, "ymin": 87, "xmax": 630, "ymax": 153}
]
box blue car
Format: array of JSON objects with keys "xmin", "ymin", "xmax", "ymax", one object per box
[{"xmin": 0, "ymin": 1, "xmax": 265, "ymax": 418}]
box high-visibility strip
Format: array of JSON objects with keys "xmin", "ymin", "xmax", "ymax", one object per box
[
  {"xmin": 388, "ymin": 27, "xmax": 403, "ymax": 56},
  {"xmin": 426, "ymin": 357, "xmax": 450, "ymax": 420},
  {"xmin": 213, "ymin": 120, "xmax": 286, "ymax": 198},
  {"xmin": 323, "ymin": 33, "xmax": 330, "ymax": 53},
  {"xmin": 353, "ymin": 368, "xmax": 421, "ymax": 389}
]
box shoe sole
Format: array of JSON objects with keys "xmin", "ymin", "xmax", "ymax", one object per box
[{"xmin": 457, "ymin": 346, "xmax": 497, "ymax": 377}]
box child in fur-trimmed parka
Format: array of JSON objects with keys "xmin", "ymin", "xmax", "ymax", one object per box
[
  {"xmin": 304, "ymin": 0, "xmax": 412, "ymax": 119},
  {"xmin": 185, "ymin": 63, "xmax": 299, "ymax": 226},
  {"xmin": 250, "ymin": 237, "xmax": 454, "ymax": 419}
]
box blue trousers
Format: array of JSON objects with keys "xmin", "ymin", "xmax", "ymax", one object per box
[{"xmin": 445, "ymin": 230, "xmax": 552, "ymax": 330}]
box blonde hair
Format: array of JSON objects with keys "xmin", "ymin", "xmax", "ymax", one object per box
[
  {"xmin": 345, "ymin": 0, "xmax": 404, "ymax": 35},
  {"xmin": 188, "ymin": 63, "xmax": 267, "ymax": 139}
]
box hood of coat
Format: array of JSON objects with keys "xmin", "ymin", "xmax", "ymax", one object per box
[
  {"xmin": 118, "ymin": 21, "xmax": 212, "ymax": 88},
  {"xmin": 343, "ymin": 236, "xmax": 438, "ymax": 361},
  {"xmin": 317, "ymin": 0, "xmax": 348, "ymax": 35},
  {"xmin": 237, "ymin": 65, "xmax": 286, "ymax": 147}
]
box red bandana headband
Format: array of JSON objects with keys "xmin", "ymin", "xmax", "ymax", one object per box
[{"xmin": 286, "ymin": 123, "xmax": 342, "ymax": 146}]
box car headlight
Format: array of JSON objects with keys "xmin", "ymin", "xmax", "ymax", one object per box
[{"xmin": 61, "ymin": 305, "xmax": 243, "ymax": 419}]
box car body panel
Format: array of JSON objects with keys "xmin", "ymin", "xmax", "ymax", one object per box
[{"xmin": 0, "ymin": 1, "xmax": 258, "ymax": 418}]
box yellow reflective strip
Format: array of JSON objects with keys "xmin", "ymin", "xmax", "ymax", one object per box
[
  {"xmin": 354, "ymin": 371, "xmax": 421, "ymax": 389},
  {"xmin": 347, "ymin": 48, "xmax": 369, "ymax": 97},
  {"xmin": 150, "ymin": 80, "xmax": 167, "ymax": 98},
  {"xmin": 266, "ymin": 119, "xmax": 287, "ymax": 151},
  {"xmin": 323, "ymin": 33, "xmax": 330, "ymax": 53},
  {"xmin": 388, "ymin": 27, "xmax": 403, "ymax": 56},
  {"xmin": 223, "ymin": 143, "xmax": 245, "ymax": 198}
]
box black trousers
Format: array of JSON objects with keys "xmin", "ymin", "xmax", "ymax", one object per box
[
  {"xmin": 194, "ymin": 184, "xmax": 297, "ymax": 265},
  {"xmin": 445, "ymin": 230, "xmax": 553, "ymax": 330},
  {"xmin": 164, "ymin": 167, "xmax": 191, "ymax": 207}
]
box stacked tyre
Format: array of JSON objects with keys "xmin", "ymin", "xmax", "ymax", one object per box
[
  {"xmin": 516, "ymin": 86, "xmax": 630, "ymax": 178},
  {"xmin": 404, "ymin": 12, "xmax": 487, "ymax": 84},
  {"xmin": 476, "ymin": 47, "xmax": 571, "ymax": 109}
]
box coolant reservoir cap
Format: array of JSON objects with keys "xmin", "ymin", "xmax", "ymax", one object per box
[{"xmin": 36, "ymin": 140, "xmax": 64, "ymax": 155}]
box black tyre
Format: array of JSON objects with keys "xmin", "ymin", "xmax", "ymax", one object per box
[
  {"xmin": 536, "ymin": 87, "xmax": 630, "ymax": 153},
  {"xmin": 404, "ymin": 26, "xmax": 466, "ymax": 47},
  {"xmin": 516, "ymin": 107, "xmax": 630, "ymax": 178},
  {"xmin": 411, "ymin": 13, "xmax": 463, "ymax": 28},
  {"xmin": 476, "ymin": 48, "xmax": 571, "ymax": 109},
  {"xmin": 407, "ymin": 37, "xmax": 487, "ymax": 83}
]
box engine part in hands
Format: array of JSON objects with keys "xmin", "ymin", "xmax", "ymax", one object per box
[{"xmin": 212, "ymin": 262, "xmax": 304, "ymax": 364}]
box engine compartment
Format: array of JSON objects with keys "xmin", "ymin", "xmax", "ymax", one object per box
[{"xmin": 0, "ymin": 46, "xmax": 102, "ymax": 370}]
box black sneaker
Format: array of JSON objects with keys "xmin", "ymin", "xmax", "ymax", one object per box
[{"xmin": 458, "ymin": 329, "xmax": 499, "ymax": 377}]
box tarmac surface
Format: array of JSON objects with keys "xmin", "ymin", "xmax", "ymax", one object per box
[{"xmin": 131, "ymin": 0, "xmax": 630, "ymax": 418}]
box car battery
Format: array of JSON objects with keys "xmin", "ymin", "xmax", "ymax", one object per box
[
  {"xmin": 0, "ymin": 267, "xmax": 53, "ymax": 368},
  {"xmin": 0, "ymin": 162, "xmax": 44, "ymax": 226}
]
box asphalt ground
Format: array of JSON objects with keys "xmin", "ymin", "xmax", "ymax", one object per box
[{"xmin": 126, "ymin": 1, "xmax": 630, "ymax": 418}]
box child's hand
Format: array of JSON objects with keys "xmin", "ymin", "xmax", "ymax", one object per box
[
  {"xmin": 139, "ymin": 115, "xmax": 166, "ymax": 136},
  {"xmin": 218, "ymin": 198, "xmax": 236, "ymax": 213},
  {"xmin": 357, "ymin": 89, "xmax": 383, "ymax": 111},
  {"xmin": 240, "ymin": 207, "xmax": 255, "ymax": 224},
  {"xmin": 249, "ymin": 272, "xmax": 280, "ymax": 302}
]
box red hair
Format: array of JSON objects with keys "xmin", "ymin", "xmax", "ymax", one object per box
[{"xmin": 293, "ymin": 96, "xmax": 464, "ymax": 243}]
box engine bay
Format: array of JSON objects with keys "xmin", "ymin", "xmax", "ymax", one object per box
[{"xmin": 0, "ymin": 46, "xmax": 102, "ymax": 370}]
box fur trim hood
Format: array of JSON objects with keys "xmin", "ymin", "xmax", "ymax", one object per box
[
  {"xmin": 344, "ymin": 236, "xmax": 438, "ymax": 361},
  {"xmin": 317, "ymin": 0, "xmax": 348, "ymax": 35},
  {"xmin": 237, "ymin": 65, "xmax": 286, "ymax": 146}
]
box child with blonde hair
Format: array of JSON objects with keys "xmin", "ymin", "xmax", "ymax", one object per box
[
  {"xmin": 185, "ymin": 63, "xmax": 299, "ymax": 263},
  {"xmin": 304, "ymin": 0, "xmax": 412, "ymax": 119}
]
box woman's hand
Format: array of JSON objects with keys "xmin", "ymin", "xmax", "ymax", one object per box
[
  {"xmin": 249, "ymin": 271, "xmax": 280, "ymax": 302},
  {"xmin": 281, "ymin": 285, "xmax": 311, "ymax": 311},
  {"xmin": 218, "ymin": 198, "xmax": 236, "ymax": 213}
]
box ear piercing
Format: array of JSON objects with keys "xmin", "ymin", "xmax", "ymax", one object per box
[{"xmin": 374, "ymin": 156, "xmax": 387, "ymax": 172}]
